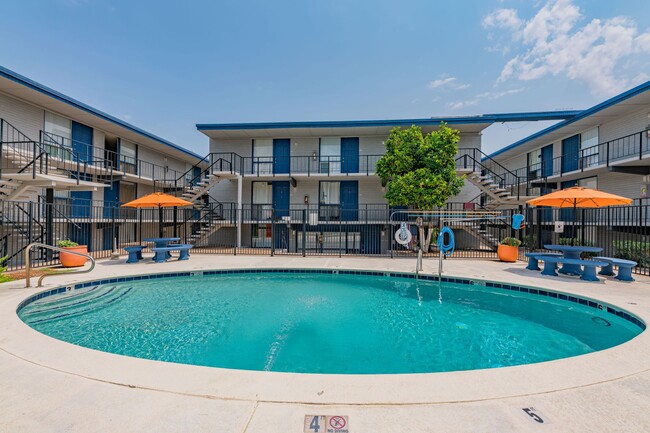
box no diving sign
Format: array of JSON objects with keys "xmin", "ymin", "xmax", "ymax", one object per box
[{"xmin": 305, "ymin": 415, "xmax": 349, "ymax": 433}]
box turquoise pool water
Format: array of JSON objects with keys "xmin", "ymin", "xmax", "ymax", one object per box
[{"xmin": 18, "ymin": 271, "xmax": 642, "ymax": 374}]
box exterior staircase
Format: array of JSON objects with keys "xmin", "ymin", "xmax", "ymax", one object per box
[
  {"xmin": 456, "ymin": 148, "xmax": 538, "ymax": 210},
  {"xmin": 181, "ymin": 173, "xmax": 222, "ymax": 202}
]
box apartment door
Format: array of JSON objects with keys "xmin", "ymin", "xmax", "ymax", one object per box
[
  {"xmin": 340, "ymin": 181, "xmax": 358, "ymax": 221},
  {"xmin": 71, "ymin": 121, "xmax": 93, "ymax": 162},
  {"xmin": 561, "ymin": 135, "xmax": 580, "ymax": 173},
  {"xmin": 541, "ymin": 144, "xmax": 553, "ymax": 177},
  {"xmin": 272, "ymin": 181, "xmax": 290, "ymax": 217},
  {"xmin": 273, "ymin": 139, "xmax": 290, "ymax": 174},
  {"xmin": 341, "ymin": 137, "xmax": 359, "ymax": 174},
  {"xmin": 103, "ymin": 181, "xmax": 120, "ymax": 218}
]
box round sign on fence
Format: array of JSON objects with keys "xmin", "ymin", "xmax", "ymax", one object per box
[{"xmin": 395, "ymin": 222, "xmax": 412, "ymax": 245}]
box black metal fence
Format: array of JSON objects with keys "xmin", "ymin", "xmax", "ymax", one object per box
[{"xmin": 2, "ymin": 198, "xmax": 649, "ymax": 276}]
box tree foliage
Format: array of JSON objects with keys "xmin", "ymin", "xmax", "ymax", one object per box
[{"xmin": 376, "ymin": 123, "xmax": 465, "ymax": 209}]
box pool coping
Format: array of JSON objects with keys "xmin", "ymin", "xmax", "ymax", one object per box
[{"xmin": 2, "ymin": 265, "xmax": 650, "ymax": 405}]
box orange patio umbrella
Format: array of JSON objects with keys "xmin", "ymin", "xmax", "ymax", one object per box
[
  {"xmin": 527, "ymin": 186, "xmax": 632, "ymax": 245},
  {"xmin": 122, "ymin": 192, "xmax": 193, "ymax": 237}
]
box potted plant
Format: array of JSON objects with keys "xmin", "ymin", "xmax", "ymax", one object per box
[
  {"xmin": 498, "ymin": 237, "xmax": 521, "ymax": 262},
  {"xmin": 57, "ymin": 240, "xmax": 88, "ymax": 267}
]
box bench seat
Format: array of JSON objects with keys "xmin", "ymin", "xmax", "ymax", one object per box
[
  {"xmin": 524, "ymin": 252, "xmax": 563, "ymax": 271},
  {"xmin": 124, "ymin": 246, "xmax": 144, "ymax": 263},
  {"xmin": 540, "ymin": 257, "xmax": 610, "ymax": 282},
  {"xmin": 151, "ymin": 244, "xmax": 193, "ymax": 263},
  {"xmin": 593, "ymin": 256, "xmax": 638, "ymax": 282}
]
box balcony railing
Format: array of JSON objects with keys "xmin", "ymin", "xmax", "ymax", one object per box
[
  {"xmin": 500, "ymin": 130, "xmax": 650, "ymax": 184},
  {"xmin": 240, "ymin": 154, "xmax": 383, "ymax": 176},
  {"xmin": 39, "ymin": 131, "xmax": 187, "ymax": 182}
]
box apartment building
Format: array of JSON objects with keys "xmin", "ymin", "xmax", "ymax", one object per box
[
  {"xmin": 196, "ymin": 113, "xmax": 577, "ymax": 253},
  {"xmin": 0, "ymin": 66, "xmax": 204, "ymax": 260},
  {"xmin": 485, "ymin": 81, "xmax": 650, "ymax": 246}
]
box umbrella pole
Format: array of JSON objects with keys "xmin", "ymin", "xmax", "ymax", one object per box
[
  {"xmin": 572, "ymin": 201, "xmax": 577, "ymax": 246},
  {"xmin": 159, "ymin": 205, "xmax": 164, "ymax": 238}
]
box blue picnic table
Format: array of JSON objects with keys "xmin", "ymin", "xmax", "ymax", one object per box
[
  {"xmin": 144, "ymin": 237, "xmax": 181, "ymax": 259},
  {"xmin": 544, "ymin": 244, "xmax": 603, "ymax": 275}
]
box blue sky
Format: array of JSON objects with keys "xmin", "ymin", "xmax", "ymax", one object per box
[{"xmin": 1, "ymin": 0, "xmax": 649, "ymax": 155}]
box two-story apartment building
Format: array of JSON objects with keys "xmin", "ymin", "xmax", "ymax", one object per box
[
  {"xmin": 0, "ymin": 66, "xmax": 204, "ymax": 263},
  {"xmin": 487, "ymin": 80, "xmax": 650, "ymax": 245},
  {"xmin": 196, "ymin": 113, "xmax": 578, "ymax": 253}
]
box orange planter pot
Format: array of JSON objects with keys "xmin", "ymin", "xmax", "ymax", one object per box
[
  {"xmin": 497, "ymin": 244, "xmax": 519, "ymax": 262},
  {"xmin": 59, "ymin": 245, "xmax": 88, "ymax": 267}
]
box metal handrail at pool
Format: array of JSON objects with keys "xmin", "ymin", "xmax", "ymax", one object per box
[{"xmin": 24, "ymin": 242, "xmax": 95, "ymax": 288}]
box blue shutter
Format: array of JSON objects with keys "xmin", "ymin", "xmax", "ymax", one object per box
[
  {"xmin": 71, "ymin": 121, "xmax": 93, "ymax": 163},
  {"xmin": 340, "ymin": 181, "xmax": 358, "ymax": 221},
  {"xmin": 273, "ymin": 139, "xmax": 290, "ymax": 174},
  {"xmin": 541, "ymin": 144, "xmax": 553, "ymax": 177},
  {"xmin": 561, "ymin": 135, "xmax": 580, "ymax": 173},
  {"xmin": 341, "ymin": 137, "xmax": 359, "ymax": 173}
]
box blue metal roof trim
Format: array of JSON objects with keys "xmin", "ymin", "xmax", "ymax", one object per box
[
  {"xmin": 486, "ymin": 80, "xmax": 650, "ymax": 159},
  {"xmin": 0, "ymin": 65, "xmax": 202, "ymax": 160},
  {"xmin": 196, "ymin": 111, "xmax": 580, "ymax": 131}
]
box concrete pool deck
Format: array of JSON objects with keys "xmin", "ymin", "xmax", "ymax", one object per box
[{"xmin": 1, "ymin": 255, "xmax": 650, "ymax": 432}]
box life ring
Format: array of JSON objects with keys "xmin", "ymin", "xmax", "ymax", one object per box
[
  {"xmin": 437, "ymin": 226, "xmax": 455, "ymax": 257},
  {"xmin": 394, "ymin": 223, "xmax": 412, "ymax": 245}
]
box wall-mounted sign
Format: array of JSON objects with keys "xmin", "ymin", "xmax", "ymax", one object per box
[{"xmin": 554, "ymin": 221, "xmax": 564, "ymax": 233}]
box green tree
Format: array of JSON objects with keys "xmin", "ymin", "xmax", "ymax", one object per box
[{"xmin": 376, "ymin": 123, "xmax": 465, "ymax": 251}]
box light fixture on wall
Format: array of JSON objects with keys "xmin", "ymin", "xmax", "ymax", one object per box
[{"xmin": 311, "ymin": 151, "xmax": 318, "ymax": 161}]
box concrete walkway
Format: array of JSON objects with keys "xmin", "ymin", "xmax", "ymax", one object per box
[{"xmin": 1, "ymin": 254, "xmax": 649, "ymax": 432}]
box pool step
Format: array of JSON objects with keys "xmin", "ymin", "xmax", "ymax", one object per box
[{"xmin": 21, "ymin": 285, "xmax": 133, "ymax": 325}]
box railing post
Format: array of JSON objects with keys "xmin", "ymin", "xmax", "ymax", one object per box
[
  {"xmin": 271, "ymin": 209, "xmax": 275, "ymax": 257},
  {"xmin": 606, "ymin": 141, "xmax": 610, "ymax": 166},
  {"xmin": 32, "ymin": 141, "xmax": 37, "ymax": 179},
  {"xmin": 302, "ymin": 209, "xmax": 307, "ymax": 257},
  {"xmin": 640, "ymin": 131, "xmax": 643, "ymax": 160}
]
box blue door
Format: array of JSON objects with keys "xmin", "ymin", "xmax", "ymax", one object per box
[
  {"xmin": 192, "ymin": 166, "xmax": 202, "ymax": 185},
  {"xmin": 341, "ymin": 137, "xmax": 359, "ymax": 174},
  {"xmin": 103, "ymin": 181, "xmax": 120, "ymax": 218},
  {"xmin": 70, "ymin": 172, "xmax": 93, "ymax": 218},
  {"xmin": 561, "ymin": 135, "xmax": 580, "ymax": 173},
  {"xmin": 541, "ymin": 144, "xmax": 553, "ymax": 177},
  {"xmin": 273, "ymin": 139, "xmax": 290, "ymax": 174},
  {"xmin": 340, "ymin": 181, "xmax": 358, "ymax": 221},
  {"xmin": 71, "ymin": 121, "xmax": 93, "ymax": 162},
  {"xmin": 272, "ymin": 181, "xmax": 290, "ymax": 218}
]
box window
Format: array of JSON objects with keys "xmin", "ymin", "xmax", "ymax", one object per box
[
  {"xmin": 120, "ymin": 139, "xmax": 137, "ymax": 174},
  {"xmin": 581, "ymin": 128, "xmax": 599, "ymax": 169},
  {"xmin": 578, "ymin": 176, "xmax": 597, "ymax": 189},
  {"xmin": 319, "ymin": 181, "xmax": 340, "ymax": 220},
  {"xmin": 527, "ymin": 149, "xmax": 541, "ymax": 179},
  {"xmin": 44, "ymin": 112, "xmax": 72, "ymax": 159},
  {"xmin": 252, "ymin": 181, "xmax": 272, "ymax": 219},
  {"xmin": 253, "ymin": 139, "xmax": 273, "ymax": 175},
  {"xmin": 320, "ymin": 137, "xmax": 340, "ymax": 174}
]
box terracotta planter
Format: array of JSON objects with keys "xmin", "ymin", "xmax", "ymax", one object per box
[
  {"xmin": 59, "ymin": 245, "xmax": 88, "ymax": 267},
  {"xmin": 497, "ymin": 244, "xmax": 519, "ymax": 262}
]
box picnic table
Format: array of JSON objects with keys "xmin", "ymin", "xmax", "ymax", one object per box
[
  {"xmin": 544, "ymin": 244, "xmax": 603, "ymax": 276},
  {"xmin": 144, "ymin": 237, "xmax": 181, "ymax": 259}
]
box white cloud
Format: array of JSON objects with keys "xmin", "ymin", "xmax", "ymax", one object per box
[
  {"xmin": 485, "ymin": 0, "xmax": 650, "ymax": 96},
  {"xmin": 483, "ymin": 8, "xmax": 522, "ymax": 30},
  {"xmin": 427, "ymin": 75, "xmax": 471, "ymax": 90},
  {"xmin": 448, "ymin": 88, "xmax": 524, "ymax": 110}
]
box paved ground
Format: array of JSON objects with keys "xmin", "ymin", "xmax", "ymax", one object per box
[{"xmin": 1, "ymin": 254, "xmax": 649, "ymax": 432}]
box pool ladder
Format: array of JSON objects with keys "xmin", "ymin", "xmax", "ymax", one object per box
[{"xmin": 24, "ymin": 242, "xmax": 96, "ymax": 288}]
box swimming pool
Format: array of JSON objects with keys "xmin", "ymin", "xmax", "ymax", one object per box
[{"xmin": 18, "ymin": 269, "xmax": 644, "ymax": 374}]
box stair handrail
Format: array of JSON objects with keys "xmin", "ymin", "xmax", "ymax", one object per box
[{"xmin": 25, "ymin": 242, "xmax": 95, "ymax": 288}]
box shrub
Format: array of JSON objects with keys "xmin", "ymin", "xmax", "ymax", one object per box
[
  {"xmin": 57, "ymin": 240, "xmax": 79, "ymax": 248},
  {"xmin": 0, "ymin": 256, "xmax": 11, "ymax": 284},
  {"xmin": 613, "ymin": 241, "xmax": 650, "ymax": 268},
  {"xmin": 522, "ymin": 234, "xmax": 537, "ymax": 248},
  {"xmin": 500, "ymin": 237, "xmax": 521, "ymax": 247}
]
